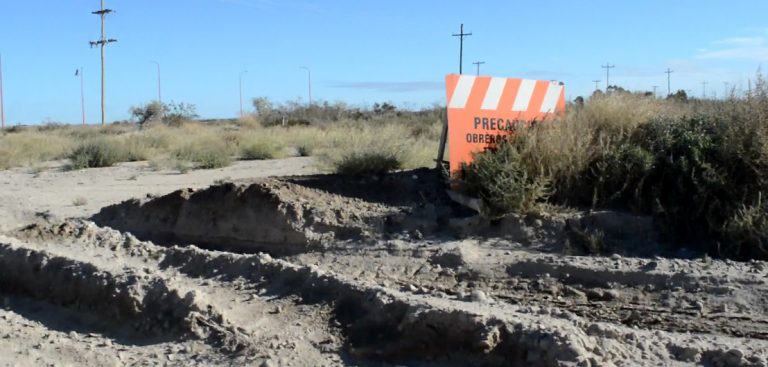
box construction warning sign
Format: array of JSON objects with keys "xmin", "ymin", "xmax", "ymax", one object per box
[{"xmin": 445, "ymin": 74, "xmax": 565, "ymax": 173}]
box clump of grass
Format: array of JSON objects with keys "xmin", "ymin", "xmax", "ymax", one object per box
[
  {"xmin": 0, "ymin": 132, "xmax": 74, "ymax": 169},
  {"xmin": 320, "ymin": 124, "xmax": 413, "ymax": 176},
  {"xmin": 171, "ymin": 137, "xmax": 233, "ymax": 169},
  {"xmin": 72, "ymin": 196, "xmax": 88, "ymax": 206},
  {"xmin": 334, "ymin": 151, "xmax": 403, "ymax": 176},
  {"xmin": 67, "ymin": 139, "xmax": 126, "ymax": 169},
  {"xmin": 239, "ymin": 138, "xmax": 283, "ymax": 160},
  {"xmin": 296, "ymin": 144, "xmax": 313, "ymax": 157}
]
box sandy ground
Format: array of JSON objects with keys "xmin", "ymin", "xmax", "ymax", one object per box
[
  {"xmin": 1, "ymin": 158, "xmax": 768, "ymax": 366},
  {"xmin": 0, "ymin": 157, "xmax": 316, "ymax": 231}
]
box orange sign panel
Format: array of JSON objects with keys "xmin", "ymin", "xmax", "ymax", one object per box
[{"xmin": 445, "ymin": 74, "xmax": 565, "ymax": 173}]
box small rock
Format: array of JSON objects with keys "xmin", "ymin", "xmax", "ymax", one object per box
[
  {"xmin": 259, "ymin": 360, "xmax": 276, "ymax": 367},
  {"xmin": 603, "ymin": 289, "xmax": 620, "ymax": 301},
  {"xmin": 610, "ymin": 254, "xmax": 622, "ymax": 260},
  {"xmin": 724, "ymin": 349, "xmax": 743, "ymax": 366},
  {"xmin": 586, "ymin": 289, "xmax": 604, "ymax": 301},
  {"xmin": 642, "ymin": 261, "xmax": 659, "ymax": 272},
  {"xmin": 410, "ymin": 230, "xmax": 423, "ymax": 240},
  {"xmin": 564, "ymin": 286, "xmax": 588, "ymax": 302},
  {"xmin": 470, "ymin": 290, "xmax": 491, "ymax": 304},
  {"xmin": 270, "ymin": 306, "xmax": 282, "ymax": 314}
]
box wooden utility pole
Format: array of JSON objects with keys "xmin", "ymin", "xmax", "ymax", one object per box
[
  {"xmin": 452, "ymin": 24, "xmax": 472, "ymax": 74},
  {"xmin": 592, "ymin": 79, "xmax": 601, "ymax": 91},
  {"xmin": 601, "ymin": 63, "xmax": 615, "ymax": 91},
  {"xmin": 472, "ymin": 61, "xmax": 485, "ymax": 76},
  {"xmin": 90, "ymin": 0, "xmax": 117, "ymax": 126},
  {"xmin": 239, "ymin": 70, "xmax": 248, "ymax": 117},
  {"xmin": 665, "ymin": 68, "xmax": 673, "ymax": 96},
  {"xmin": 0, "ymin": 54, "xmax": 4, "ymax": 130},
  {"xmin": 701, "ymin": 81, "xmax": 708, "ymax": 99}
]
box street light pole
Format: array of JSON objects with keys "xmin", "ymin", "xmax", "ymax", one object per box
[
  {"xmin": 78, "ymin": 68, "xmax": 86, "ymax": 126},
  {"xmin": 151, "ymin": 61, "xmax": 162, "ymax": 105},
  {"xmin": 299, "ymin": 66, "xmax": 312, "ymax": 106},
  {"xmin": 239, "ymin": 70, "xmax": 248, "ymax": 117}
]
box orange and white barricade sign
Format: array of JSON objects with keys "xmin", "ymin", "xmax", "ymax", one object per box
[{"xmin": 444, "ymin": 74, "xmax": 565, "ymax": 173}]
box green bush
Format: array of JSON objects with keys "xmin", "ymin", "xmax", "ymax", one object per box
[
  {"xmin": 240, "ymin": 138, "xmax": 282, "ymax": 160},
  {"xmin": 334, "ymin": 151, "xmax": 402, "ymax": 176},
  {"xmin": 68, "ymin": 139, "xmax": 125, "ymax": 169},
  {"xmin": 172, "ymin": 139, "xmax": 233, "ymax": 169},
  {"xmin": 455, "ymin": 142, "xmax": 549, "ymax": 217},
  {"xmin": 723, "ymin": 199, "xmax": 768, "ymax": 259}
]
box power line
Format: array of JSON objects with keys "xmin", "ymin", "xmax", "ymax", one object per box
[
  {"xmin": 665, "ymin": 68, "xmax": 673, "ymax": 96},
  {"xmin": 601, "ymin": 63, "xmax": 615, "ymax": 90},
  {"xmin": 472, "ymin": 61, "xmax": 485, "ymax": 76},
  {"xmin": 592, "ymin": 79, "xmax": 601, "ymax": 91},
  {"xmin": 452, "ymin": 24, "xmax": 472, "ymax": 74},
  {"xmin": 90, "ymin": 0, "xmax": 117, "ymax": 127}
]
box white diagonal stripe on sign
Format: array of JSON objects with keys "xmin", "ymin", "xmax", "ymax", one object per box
[
  {"xmin": 540, "ymin": 83, "xmax": 563, "ymax": 113},
  {"xmin": 448, "ymin": 75, "xmax": 476, "ymax": 109},
  {"xmin": 481, "ymin": 77, "xmax": 507, "ymax": 110},
  {"xmin": 512, "ymin": 79, "xmax": 537, "ymax": 111}
]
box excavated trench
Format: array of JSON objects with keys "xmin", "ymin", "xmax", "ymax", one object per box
[{"xmin": 5, "ymin": 170, "xmax": 768, "ymax": 366}]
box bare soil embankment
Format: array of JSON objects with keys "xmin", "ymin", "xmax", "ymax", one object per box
[{"xmin": 1, "ymin": 162, "xmax": 768, "ymax": 366}]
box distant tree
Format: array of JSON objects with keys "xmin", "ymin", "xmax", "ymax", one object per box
[
  {"xmin": 373, "ymin": 102, "xmax": 397, "ymax": 114},
  {"xmin": 129, "ymin": 101, "xmax": 163, "ymax": 127},
  {"xmin": 667, "ymin": 89, "xmax": 688, "ymax": 102}
]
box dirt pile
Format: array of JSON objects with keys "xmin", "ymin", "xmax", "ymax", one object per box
[{"xmin": 92, "ymin": 178, "xmax": 402, "ymax": 255}]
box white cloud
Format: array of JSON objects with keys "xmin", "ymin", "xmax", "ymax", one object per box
[{"xmin": 697, "ymin": 32, "xmax": 768, "ymax": 61}]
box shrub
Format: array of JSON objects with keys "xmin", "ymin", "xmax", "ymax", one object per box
[
  {"xmin": 334, "ymin": 151, "xmax": 402, "ymax": 176},
  {"xmin": 164, "ymin": 101, "xmax": 199, "ymax": 127},
  {"xmin": 130, "ymin": 101, "xmax": 163, "ymax": 126},
  {"xmin": 171, "ymin": 138, "xmax": 233, "ymax": 169},
  {"xmin": 455, "ymin": 142, "xmax": 549, "ymax": 217},
  {"xmin": 240, "ymin": 138, "xmax": 282, "ymax": 160},
  {"xmin": 68, "ymin": 139, "xmax": 126, "ymax": 169},
  {"xmin": 723, "ymin": 199, "xmax": 768, "ymax": 259}
]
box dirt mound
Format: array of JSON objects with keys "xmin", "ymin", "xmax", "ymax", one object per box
[{"xmin": 91, "ymin": 178, "xmax": 404, "ymax": 255}]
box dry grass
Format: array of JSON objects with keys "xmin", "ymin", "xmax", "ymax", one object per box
[{"xmin": 0, "ymin": 109, "xmax": 441, "ymax": 173}]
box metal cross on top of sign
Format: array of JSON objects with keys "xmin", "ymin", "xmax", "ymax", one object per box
[{"xmin": 439, "ymin": 74, "xmax": 566, "ymax": 174}]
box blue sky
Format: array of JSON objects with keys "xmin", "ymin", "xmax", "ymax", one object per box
[{"xmin": 0, "ymin": 0, "xmax": 767, "ymax": 124}]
